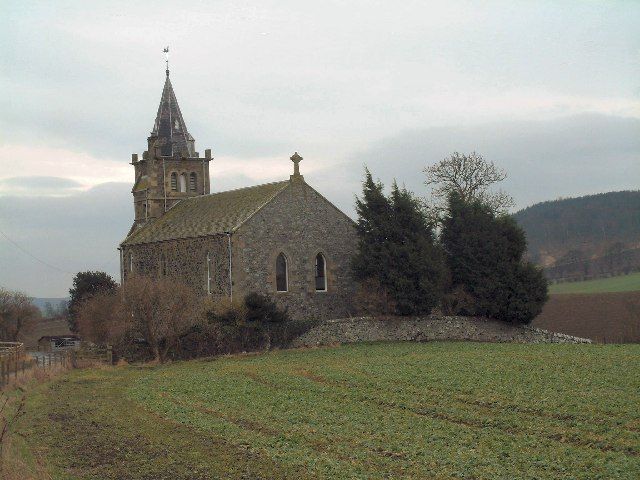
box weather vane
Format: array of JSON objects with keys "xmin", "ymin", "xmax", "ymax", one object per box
[{"xmin": 163, "ymin": 46, "xmax": 170, "ymax": 75}]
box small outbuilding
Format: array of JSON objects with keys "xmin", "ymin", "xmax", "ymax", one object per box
[{"xmin": 37, "ymin": 335, "xmax": 81, "ymax": 352}]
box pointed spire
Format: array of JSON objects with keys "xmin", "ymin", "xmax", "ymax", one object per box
[{"xmin": 149, "ymin": 70, "xmax": 196, "ymax": 157}]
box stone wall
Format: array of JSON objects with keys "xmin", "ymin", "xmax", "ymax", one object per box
[
  {"xmin": 291, "ymin": 316, "xmax": 592, "ymax": 347},
  {"xmin": 121, "ymin": 234, "xmax": 230, "ymax": 297},
  {"xmin": 233, "ymin": 178, "xmax": 359, "ymax": 321}
]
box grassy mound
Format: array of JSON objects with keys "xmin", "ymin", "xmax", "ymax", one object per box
[{"xmin": 9, "ymin": 342, "xmax": 640, "ymax": 479}]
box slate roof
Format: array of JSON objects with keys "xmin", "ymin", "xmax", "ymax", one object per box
[
  {"xmin": 149, "ymin": 72, "xmax": 195, "ymax": 157},
  {"xmin": 121, "ymin": 180, "xmax": 290, "ymax": 246}
]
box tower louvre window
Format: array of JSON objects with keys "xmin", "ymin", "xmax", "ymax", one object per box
[
  {"xmin": 276, "ymin": 253, "xmax": 288, "ymax": 292},
  {"xmin": 170, "ymin": 172, "xmax": 177, "ymax": 191},
  {"xmin": 189, "ymin": 172, "xmax": 197, "ymax": 192},
  {"xmin": 179, "ymin": 173, "xmax": 187, "ymax": 192}
]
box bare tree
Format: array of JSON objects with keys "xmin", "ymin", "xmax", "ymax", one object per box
[
  {"xmin": 120, "ymin": 275, "xmax": 202, "ymax": 363},
  {"xmin": 424, "ymin": 151, "xmax": 514, "ymax": 216},
  {"xmin": 0, "ymin": 288, "xmax": 40, "ymax": 341},
  {"xmin": 76, "ymin": 291, "xmax": 127, "ymax": 345},
  {"xmin": 76, "ymin": 275, "xmax": 203, "ymax": 363}
]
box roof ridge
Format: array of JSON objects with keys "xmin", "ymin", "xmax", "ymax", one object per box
[{"xmin": 186, "ymin": 179, "xmax": 289, "ymax": 201}]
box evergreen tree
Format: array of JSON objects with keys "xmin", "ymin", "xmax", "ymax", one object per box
[
  {"xmin": 68, "ymin": 271, "xmax": 118, "ymax": 333},
  {"xmin": 441, "ymin": 193, "xmax": 548, "ymax": 324},
  {"xmin": 352, "ymin": 170, "xmax": 447, "ymax": 315}
]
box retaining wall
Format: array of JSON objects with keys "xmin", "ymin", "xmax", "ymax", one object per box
[{"xmin": 291, "ymin": 315, "xmax": 592, "ymax": 347}]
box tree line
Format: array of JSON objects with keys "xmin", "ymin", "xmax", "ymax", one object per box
[{"xmin": 352, "ymin": 152, "xmax": 548, "ymax": 323}]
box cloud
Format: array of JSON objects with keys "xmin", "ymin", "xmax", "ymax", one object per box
[
  {"xmin": 0, "ymin": 144, "xmax": 130, "ymax": 187},
  {"xmin": 0, "ymin": 182, "xmax": 132, "ymax": 297},
  {"xmin": 343, "ymin": 113, "xmax": 640, "ymax": 213},
  {"xmin": 0, "ymin": 176, "xmax": 84, "ymax": 196}
]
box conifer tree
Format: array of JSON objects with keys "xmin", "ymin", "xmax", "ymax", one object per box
[
  {"xmin": 441, "ymin": 193, "xmax": 548, "ymax": 323},
  {"xmin": 352, "ymin": 170, "xmax": 447, "ymax": 315}
]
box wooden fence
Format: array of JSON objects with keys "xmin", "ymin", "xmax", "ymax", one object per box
[
  {"xmin": 0, "ymin": 342, "xmax": 113, "ymax": 388},
  {"xmin": 0, "ymin": 342, "xmax": 34, "ymax": 387}
]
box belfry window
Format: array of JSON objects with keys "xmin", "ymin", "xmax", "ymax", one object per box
[
  {"xmin": 189, "ymin": 172, "xmax": 197, "ymax": 192},
  {"xmin": 170, "ymin": 173, "xmax": 177, "ymax": 191},
  {"xmin": 315, "ymin": 253, "xmax": 327, "ymax": 291},
  {"xmin": 276, "ymin": 253, "xmax": 288, "ymax": 292},
  {"xmin": 179, "ymin": 173, "xmax": 187, "ymax": 192}
]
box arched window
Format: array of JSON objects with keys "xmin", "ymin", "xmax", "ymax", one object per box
[
  {"xmin": 315, "ymin": 253, "xmax": 327, "ymax": 291},
  {"xmin": 179, "ymin": 173, "xmax": 187, "ymax": 192},
  {"xmin": 189, "ymin": 172, "xmax": 197, "ymax": 192},
  {"xmin": 206, "ymin": 252, "xmax": 212, "ymax": 294},
  {"xmin": 276, "ymin": 253, "xmax": 288, "ymax": 292},
  {"xmin": 170, "ymin": 172, "xmax": 178, "ymax": 191}
]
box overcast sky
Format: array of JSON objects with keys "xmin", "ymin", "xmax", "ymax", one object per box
[{"xmin": 1, "ymin": 1, "xmax": 638, "ymax": 297}]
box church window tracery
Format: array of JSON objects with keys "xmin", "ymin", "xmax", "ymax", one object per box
[{"xmin": 276, "ymin": 253, "xmax": 288, "ymax": 292}]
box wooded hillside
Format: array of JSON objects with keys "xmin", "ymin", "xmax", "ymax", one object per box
[{"xmin": 514, "ymin": 191, "xmax": 640, "ymax": 277}]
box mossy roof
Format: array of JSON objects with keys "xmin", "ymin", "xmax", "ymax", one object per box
[{"xmin": 121, "ymin": 180, "xmax": 290, "ymax": 246}]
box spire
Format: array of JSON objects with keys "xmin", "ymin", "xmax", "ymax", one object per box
[{"xmin": 149, "ymin": 69, "xmax": 196, "ymax": 157}]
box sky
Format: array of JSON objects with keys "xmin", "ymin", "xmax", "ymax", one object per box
[{"xmin": 0, "ymin": 0, "xmax": 638, "ymax": 297}]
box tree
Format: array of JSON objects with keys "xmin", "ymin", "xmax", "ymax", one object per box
[
  {"xmin": 43, "ymin": 301, "xmax": 55, "ymax": 319},
  {"xmin": 441, "ymin": 193, "xmax": 548, "ymax": 324},
  {"xmin": 77, "ymin": 275, "xmax": 202, "ymax": 363},
  {"xmin": 0, "ymin": 288, "xmax": 40, "ymax": 341},
  {"xmin": 120, "ymin": 275, "xmax": 202, "ymax": 363},
  {"xmin": 424, "ymin": 151, "xmax": 514, "ymax": 218},
  {"xmin": 352, "ymin": 170, "xmax": 448, "ymax": 315},
  {"xmin": 68, "ymin": 271, "xmax": 118, "ymax": 333}
]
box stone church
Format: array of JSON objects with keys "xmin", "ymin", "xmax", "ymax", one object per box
[{"xmin": 119, "ymin": 69, "xmax": 358, "ymax": 320}]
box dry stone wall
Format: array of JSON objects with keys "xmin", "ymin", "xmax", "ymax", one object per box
[{"xmin": 291, "ymin": 315, "xmax": 592, "ymax": 347}]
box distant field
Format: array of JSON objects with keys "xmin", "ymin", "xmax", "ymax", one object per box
[
  {"xmin": 549, "ymin": 272, "xmax": 640, "ymax": 294},
  {"xmin": 7, "ymin": 342, "xmax": 640, "ymax": 479},
  {"xmin": 533, "ymin": 291, "xmax": 640, "ymax": 343}
]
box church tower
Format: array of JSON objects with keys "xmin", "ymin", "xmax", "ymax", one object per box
[{"xmin": 129, "ymin": 66, "xmax": 211, "ymax": 232}]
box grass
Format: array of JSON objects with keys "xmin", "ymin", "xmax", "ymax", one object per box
[
  {"xmin": 549, "ymin": 272, "xmax": 640, "ymax": 294},
  {"xmin": 7, "ymin": 342, "xmax": 640, "ymax": 479}
]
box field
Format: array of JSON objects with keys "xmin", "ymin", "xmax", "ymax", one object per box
[
  {"xmin": 549, "ymin": 272, "xmax": 640, "ymax": 294},
  {"xmin": 5, "ymin": 342, "xmax": 639, "ymax": 479},
  {"xmin": 533, "ymin": 291, "xmax": 640, "ymax": 343}
]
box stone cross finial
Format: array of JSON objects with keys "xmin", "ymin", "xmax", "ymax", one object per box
[{"xmin": 290, "ymin": 152, "xmax": 303, "ymax": 176}]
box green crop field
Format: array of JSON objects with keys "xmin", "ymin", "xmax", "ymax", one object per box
[
  {"xmin": 550, "ymin": 272, "xmax": 640, "ymax": 294},
  {"xmin": 7, "ymin": 342, "xmax": 640, "ymax": 479}
]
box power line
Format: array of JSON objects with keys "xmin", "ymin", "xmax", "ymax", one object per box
[{"xmin": 0, "ymin": 228, "xmax": 74, "ymax": 275}]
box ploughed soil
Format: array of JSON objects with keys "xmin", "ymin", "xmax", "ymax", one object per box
[{"xmin": 533, "ymin": 292, "xmax": 640, "ymax": 343}]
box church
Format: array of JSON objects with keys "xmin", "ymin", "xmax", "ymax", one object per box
[{"xmin": 119, "ymin": 68, "xmax": 358, "ymax": 320}]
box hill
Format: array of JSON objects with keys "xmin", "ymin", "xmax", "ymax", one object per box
[
  {"xmin": 514, "ymin": 191, "xmax": 640, "ymax": 274},
  {"xmin": 6, "ymin": 343, "xmax": 640, "ymax": 479}
]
